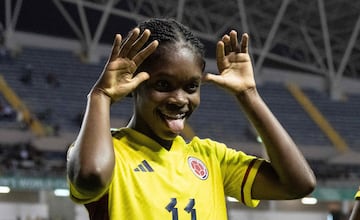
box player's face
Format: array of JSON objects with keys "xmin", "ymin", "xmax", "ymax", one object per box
[{"xmin": 132, "ymin": 46, "xmax": 203, "ymax": 145}]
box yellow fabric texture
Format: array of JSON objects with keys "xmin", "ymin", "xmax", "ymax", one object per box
[
  {"xmin": 355, "ymin": 190, "xmax": 360, "ymax": 199},
  {"xmin": 70, "ymin": 128, "xmax": 263, "ymax": 220}
]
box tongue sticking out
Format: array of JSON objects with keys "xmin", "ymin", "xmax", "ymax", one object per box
[{"xmin": 166, "ymin": 118, "xmax": 185, "ymax": 134}]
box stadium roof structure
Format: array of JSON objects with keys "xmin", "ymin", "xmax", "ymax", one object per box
[{"xmin": 1, "ymin": 0, "xmax": 360, "ymax": 97}]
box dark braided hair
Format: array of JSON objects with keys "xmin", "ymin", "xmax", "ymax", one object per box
[{"xmin": 136, "ymin": 18, "xmax": 205, "ymax": 71}]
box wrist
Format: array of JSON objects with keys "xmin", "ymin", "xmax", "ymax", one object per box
[
  {"xmin": 236, "ymin": 87, "xmax": 259, "ymax": 102},
  {"xmin": 89, "ymin": 87, "xmax": 113, "ymax": 104}
]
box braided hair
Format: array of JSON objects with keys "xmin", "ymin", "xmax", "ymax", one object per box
[{"xmin": 136, "ymin": 18, "xmax": 205, "ymax": 71}]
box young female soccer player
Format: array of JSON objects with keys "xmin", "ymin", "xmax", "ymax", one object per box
[{"xmin": 67, "ymin": 18, "xmax": 316, "ymax": 219}]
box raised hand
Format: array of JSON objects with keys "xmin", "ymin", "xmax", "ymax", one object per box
[
  {"xmin": 203, "ymin": 30, "xmax": 256, "ymax": 95},
  {"xmin": 92, "ymin": 28, "xmax": 158, "ymax": 103}
]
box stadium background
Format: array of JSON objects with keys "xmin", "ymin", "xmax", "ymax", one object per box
[{"xmin": 0, "ymin": 0, "xmax": 360, "ymax": 219}]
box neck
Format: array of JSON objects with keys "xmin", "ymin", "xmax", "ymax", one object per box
[{"xmin": 127, "ymin": 116, "xmax": 173, "ymax": 150}]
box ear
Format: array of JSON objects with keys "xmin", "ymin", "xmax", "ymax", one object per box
[{"xmin": 201, "ymin": 59, "xmax": 206, "ymax": 72}]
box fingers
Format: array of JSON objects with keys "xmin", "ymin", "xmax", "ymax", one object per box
[
  {"xmin": 240, "ymin": 33, "xmax": 249, "ymax": 53},
  {"xmin": 114, "ymin": 28, "xmax": 158, "ymax": 66},
  {"xmin": 216, "ymin": 41, "xmax": 225, "ymax": 61},
  {"xmin": 127, "ymin": 29, "xmax": 152, "ymax": 59},
  {"xmin": 221, "ymin": 31, "xmax": 238, "ymax": 55},
  {"xmin": 230, "ymin": 30, "xmax": 240, "ymax": 53},
  {"xmin": 222, "ymin": 35, "xmax": 231, "ymax": 55},
  {"xmin": 119, "ymin": 28, "xmax": 141, "ymax": 57},
  {"xmin": 109, "ymin": 34, "xmax": 122, "ymax": 61},
  {"xmin": 220, "ymin": 30, "xmax": 249, "ymax": 54},
  {"xmin": 133, "ymin": 40, "xmax": 159, "ymax": 66}
]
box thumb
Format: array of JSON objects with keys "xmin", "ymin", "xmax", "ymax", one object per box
[
  {"xmin": 202, "ymin": 72, "xmax": 219, "ymax": 84},
  {"xmin": 131, "ymin": 71, "xmax": 150, "ymax": 87}
]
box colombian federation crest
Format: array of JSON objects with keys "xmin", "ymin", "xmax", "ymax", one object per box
[{"xmin": 188, "ymin": 157, "xmax": 208, "ymax": 180}]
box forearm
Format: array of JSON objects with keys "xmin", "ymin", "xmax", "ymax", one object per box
[
  {"xmin": 350, "ymin": 201, "xmax": 360, "ymax": 220},
  {"xmin": 67, "ymin": 90, "xmax": 115, "ymax": 195},
  {"xmin": 237, "ymin": 88, "xmax": 315, "ymax": 196}
]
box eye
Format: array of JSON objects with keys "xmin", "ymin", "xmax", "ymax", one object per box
[
  {"xmin": 154, "ymin": 80, "xmax": 171, "ymax": 92},
  {"xmin": 185, "ymin": 82, "xmax": 200, "ymax": 93}
]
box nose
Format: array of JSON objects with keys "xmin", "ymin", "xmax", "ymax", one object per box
[{"xmin": 167, "ymin": 89, "xmax": 189, "ymax": 107}]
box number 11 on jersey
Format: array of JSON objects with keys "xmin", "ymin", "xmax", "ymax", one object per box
[{"xmin": 166, "ymin": 198, "xmax": 197, "ymax": 220}]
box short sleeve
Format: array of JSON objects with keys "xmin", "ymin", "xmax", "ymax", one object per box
[
  {"xmin": 238, "ymin": 158, "xmax": 263, "ymax": 207},
  {"xmin": 218, "ymin": 144, "xmax": 264, "ymax": 208},
  {"xmin": 355, "ymin": 190, "xmax": 360, "ymax": 200}
]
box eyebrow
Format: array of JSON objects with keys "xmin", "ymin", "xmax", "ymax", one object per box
[{"xmin": 152, "ymin": 72, "xmax": 202, "ymax": 81}]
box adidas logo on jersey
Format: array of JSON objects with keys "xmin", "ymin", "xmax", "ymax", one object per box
[{"xmin": 134, "ymin": 160, "xmax": 154, "ymax": 172}]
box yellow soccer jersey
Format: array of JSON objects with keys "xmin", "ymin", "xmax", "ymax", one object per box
[
  {"xmin": 355, "ymin": 190, "xmax": 360, "ymax": 200},
  {"xmin": 70, "ymin": 128, "xmax": 263, "ymax": 220}
]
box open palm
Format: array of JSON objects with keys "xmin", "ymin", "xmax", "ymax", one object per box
[
  {"xmin": 203, "ymin": 31, "xmax": 256, "ymax": 95},
  {"xmin": 93, "ymin": 28, "xmax": 158, "ymax": 102}
]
